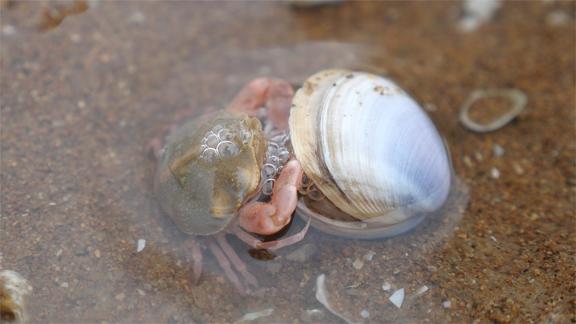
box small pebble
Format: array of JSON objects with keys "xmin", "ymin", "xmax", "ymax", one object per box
[
  {"xmin": 345, "ymin": 282, "xmax": 361, "ymax": 289},
  {"xmin": 137, "ymin": 289, "xmax": 146, "ymax": 296},
  {"xmin": 352, "ymin": 258, "xmax": 364, "ymax": 270},
  {"xmin": 128, "ymin": 11, "xmax": 146, "ymax": 24},
  {"xmin": 60, "ymin": 282, "xmax": 69, "ymax": 288},
  {"xmin": 490, "ymin": 167, "xmax": 500, "ymax": 179},
  {"xmin": 382, "ymin": 282, "xmax": 392, "ymax": 291},
  {"xmin": 136, "ymin": 239, "xmax": 146, "ymax": 253},
  {"xmin": 389, "ymin": 288, "xmax": 405, "ymax": 308},
  {"xmin": 115, "ymin": 293, "xmax": 125, "ymax": 301},
  {"xmin": 239, "ymin": 308, "xmax": 274, "ymax": 321},
  {"xmin": 70, "ymin": 33, "xmax": 81, "ymax": 43},
  {"xmin": 463, "ymin": 155, "xmax": 474, "ymax": 168},
  {"xmin": 458, "ymin": 0, "xmax": 502, "ymax": 32},
  {"xmin": 363, "ymin": 250, "xmax": 376, "ymax": 261},
  {"xmin": 300, "ymin": 309, "xmax": 325, "ymax": 322},
  {"xmin": 360, "ymin": 309, "xmax": 370, "ymax": 318},
  {"xmin": 546, "ymin": 10, "xmax": 570, "ymax": 26},
  {"xmin": 415, "ymin": 285, "xmax": 429, "ymax": 296},
  {"xmin": 512, "ymin": 162, "xmax": 524, "ymax": 175},
  {"xmin": 442, "ymin": 300, "xmax": 452, "ymax": 308},
  {"xmin": 474, "ymin": 151, "xmax": 484, "ymax": 161},
  {"xmin": 94, "ymin": 249, "xmax": 101, "ymax": 258},
  {"xmin": 493, "ymin": 144, "xmax": 505, "ymax": 157},
  {"xmin": 1, "ymin": 24, "xmax": 16, "ymax": 36},
  {"xmin": 424, "ymin": 103, "xmax": 437, "ymax": 111}
]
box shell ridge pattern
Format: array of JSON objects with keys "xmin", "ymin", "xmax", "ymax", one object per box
[
  {"xmin": 379, "ymin": 96, "xmax": 430, "ymax": 213},
  {"xmin": 318, "ymin": 75, "xmax": 352, "ymax": 206},
  {"xmin": 356, "ymin": 76, "xmax": 387, "ymax": 216},
  {"xmin": 370, "ymin": 77, "xmax": 411, "ymax": 212},
  {"xmin": 336, "ymin": 74, "xmax": 376, "ymax": 215},
  {"xmin": 407, "ymin": 97, "xmax": 450, "ymax": 208},
  {"xmin": 317, "ymin": 72, "xmax": 450, "ymax": 220},
  {"xmin": 380, "ymin": 93, "xmax": 450, "ymax": 213},
  {"xmin": 319, "ymin": 73, "xmax": 360, "ymax": 216},
  {"xmin": 322, "ymin": 73, "xmax": 390, "ymax": 217},
  {"xmin": 359, "ymin": 76, "xmax": 394, "ymax": 216}
]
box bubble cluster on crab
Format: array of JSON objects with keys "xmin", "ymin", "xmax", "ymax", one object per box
[
  {"xmin": 260, "ymin": 132, "xmax": 291, "ymax": 196},
  {"xmin": 199, "ymin": 124, "xmax": 249, "ymax": 163}
]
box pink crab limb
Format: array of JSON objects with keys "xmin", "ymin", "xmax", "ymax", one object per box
[
  {"xmin": 208, "ymin": 241, "xmax": 245, "ymax": 293},
  {"xmin": 226, "ymin": 78, "xmax": 294, "ymax": 131},
  {"xmin": 147, "ymin": 137, "xmax": 164, "ymax": 160},
  {"xmin": 215, "ymin": 234, "xmax": 258, "ymax": 288},
  {"xmin": 237, "ymin": 160, "xmax": 303, "ymax": 236},
  {"xmin": 184, "ymin": 238, "xmax": 203, "ymax": 285},
  {"xmin": 232, "ymin": 215, "xmax": 311, "ymax": 251}
]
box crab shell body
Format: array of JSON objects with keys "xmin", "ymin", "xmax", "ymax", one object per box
[{"xmin": 154, "ymin": 111, "xmax": 266, "ymax": 235}]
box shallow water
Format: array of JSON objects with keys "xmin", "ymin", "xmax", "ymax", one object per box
[{"xmin": 1, "ymin": 1, "xmax": 574, "ymax": 323}]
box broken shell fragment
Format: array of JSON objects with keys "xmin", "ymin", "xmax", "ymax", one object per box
[
  {"xmin": 315, "ymin": 274, "xmax": 357, "ymax": 324},
  {"xmin": 459, "ymin": 88, "xmax": 527, "ymax": 133},
  {"xmin": 0, "ymin": 270, "xmax": 32, "ymax": 322},
  {"xmin": 389, "ymin": 288, "xmax": 405, "ymax": 308}
]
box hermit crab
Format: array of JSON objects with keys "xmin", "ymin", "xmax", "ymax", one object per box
[{"xmin": 150, "ymin": 69, "xmax": 451, "ymax": 292}]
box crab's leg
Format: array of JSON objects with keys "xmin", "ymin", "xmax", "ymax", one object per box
[
  {"xmin": 226, "ymin": 78, "xmax": 294, "ymax": 131},
  {"xmin": 215, "ymin": 234, "xmax": 258, "ymax": 288},
  {"xmin": 184, "ymin": 238, "xmax": 203, "ymax": 285},
  {"xmin": 208, "ymin": 240, "xmax": 245, "ymax": 293},
  {"xmin": 237, "ymin": 159, "xmax": 303, "ymax": 236},
  {"xmin": 232, "ymin": 215, "xmax": 311, "ymax": 251},
  {"xmin": 147, "ymin": 137, "xmax": 164, "ymax": 160}
]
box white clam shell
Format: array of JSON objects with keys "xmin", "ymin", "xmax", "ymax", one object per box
[{"xmin": 289, "ymin": 70, "xmax": 451, "ymax": 235}]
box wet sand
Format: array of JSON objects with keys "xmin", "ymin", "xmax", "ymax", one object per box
[{"xmin": 1, "ymin": 1, "xmax": 574, "ymax": 323}]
